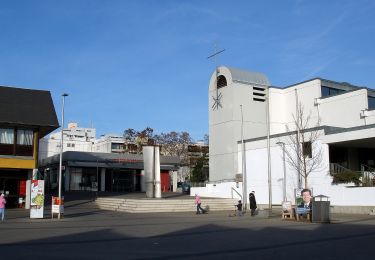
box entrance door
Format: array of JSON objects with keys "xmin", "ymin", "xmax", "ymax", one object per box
[{"xmin": 161, "ymin": 171, "xmax": 169, "ymax": 192}]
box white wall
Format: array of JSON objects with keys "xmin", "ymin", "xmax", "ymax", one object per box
[
  {"xmin": 209, "ymin": 67, "xmax": 268, "ymax": 181},
  {"xmin": 320, "ymin": 89, "xmax": 368, "ymax": 128},
  {"xmin": 269, "ymin": 79, "xmax": 321, "ymax": 135},
  {"xmin": 191, "ymin": 182, "xmax": 242, "ymax": 199},
  {"xmin": 244, "ymin": 139, "xmax": 375, "ymax": 207}
]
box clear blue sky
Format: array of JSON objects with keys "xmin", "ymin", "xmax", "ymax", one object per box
[{"xmin": 1, "ymin": 0, "xmax": 374, "ymax": 141}]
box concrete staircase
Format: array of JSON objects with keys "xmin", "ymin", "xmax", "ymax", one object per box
[{"xmin": 95, "ymin": 197, "xmax": 238, "ymax": 213}]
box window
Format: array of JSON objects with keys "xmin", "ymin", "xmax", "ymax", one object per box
[
  {"xmin": 0, "ymin": 128, "xmax": 34, "ymax": 156},
  {"xmin": 217, "ymin": 75, "xmax": 227, "ymax": 89},
  {"xmin": 0, "ymin": 128, "xmax": 14, "ymax": 155},
  {"xmin": 111, "ymin": 143, "xmax": 124, "ymax": 150},
  {"xmin": 16, "ymin": 129, "xmax": 33, "ymax": 156},
  {"xmin": 302, "ymin": 142, "xmax": 312, "ymax": 158},
  {"xmin": 368, "ymin": 96, "xmax": 375, "ymax": 110},
  {"xmin": 321, "ymin": 86, "xmax": 345, "ymax": 97}
]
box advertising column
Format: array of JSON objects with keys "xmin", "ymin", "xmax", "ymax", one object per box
[{"xmin": 30, "ymin": 180, "xmax": 45, "ymax": 219}]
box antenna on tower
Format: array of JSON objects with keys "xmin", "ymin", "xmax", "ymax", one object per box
[
  {"xmin": 207, "ymin": 45, "xmax": 225, "ymax": 110},
  {"xmin": 207, "ymin": 45, "xmax": 225, "ymax": 74}
]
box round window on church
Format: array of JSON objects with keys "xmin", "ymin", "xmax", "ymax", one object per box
[{"xmin": 217, "ymin": 75, "xmax": 227, "ymax": 89}]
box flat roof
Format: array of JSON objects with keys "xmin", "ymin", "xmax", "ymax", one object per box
[{"xmin": 40, "ymin": 151, "xmax": 180, "ymax": 170}]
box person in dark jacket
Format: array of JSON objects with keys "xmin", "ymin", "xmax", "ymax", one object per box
[
  {"xmin": 249, "ymin": 191, "xmax": 257, "ymax": 216},
  {"xmin": 236, "ymin": 200, "xmax": 243, "ymax": 217}
]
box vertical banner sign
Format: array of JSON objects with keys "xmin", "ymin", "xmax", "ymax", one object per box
[{"xmin": 30, "ymin": 180, "xmax": 45, "ymax": 219}]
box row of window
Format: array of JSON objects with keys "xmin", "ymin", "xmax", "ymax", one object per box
[
  {"xmin": 0, "ymin": 128, "xmax": 34, "ymax": 156},
  {"xmin": 322, "ymin": 86, "xmax": 375, "ymax": 110}
]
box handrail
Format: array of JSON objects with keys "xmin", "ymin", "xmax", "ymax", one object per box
[
  {"xmin": 361, "ymin": 164, "xmax": 375, "ymax": 187},
  {"xmin": 361, "ymin": 164, "xmax": 375, "ymax": 173},
  {"xmin": 231, "ymin": 187, "xmax": 242, "ymax": 200},
  {"xmin": 329, "ymin": 163, "xmax": 351, "ymax": 174}
]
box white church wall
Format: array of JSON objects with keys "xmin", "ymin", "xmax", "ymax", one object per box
[
  {"xmin": 191, "ymin": 182, "xmax": 242, "ymax": 199},
  {"xmin": 282, "ymin": 80, "xmax": 322, "ymax": 132},
  {"xmin": 320, "ymin": 89, "xmax": 368, "ymax": 128},
  {"xmin": 245, "ymin": 139, "xmax": 375, "ymax": 207},
  {"xmin": 269, "ymin": 88, "xmax": 287, "ymax": 134}
]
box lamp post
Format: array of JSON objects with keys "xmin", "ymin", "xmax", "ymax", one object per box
[
  {"xmin": 240, "ymin": 105, "xmax": 247, "ymax": 211},
  {"xmin": 58, "ymin": 93, "xmax": 68, "ymax": 219},
  {"xmin": 276, "ymin": 141, "xmax": 287, "ymax": 202},
  {"xmin": 266, "ymin": 89, "xmax": 272, "ymax": 210}
]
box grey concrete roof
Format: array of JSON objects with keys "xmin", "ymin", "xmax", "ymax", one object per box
[
  {"xmin": 0, "ymin": 86, "xmax": 59, "ymax": 137},
  {"xmin": 227, "ymin": 67, "xmax": 270, "ymax": 86}
]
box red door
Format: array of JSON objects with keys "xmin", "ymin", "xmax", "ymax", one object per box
[{"xmin": 160, "ymin": 171, "xmax": 169, "ymax": 192}]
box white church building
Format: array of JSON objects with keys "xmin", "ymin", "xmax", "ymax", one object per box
[{"xmin": 192, "ymin": 66, "xmax": 375, "ymax": 213}]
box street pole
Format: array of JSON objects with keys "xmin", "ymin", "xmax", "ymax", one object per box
[
  {"xmin": 266, "ymin": 89, "xmax": 272, "ymax": 210},
  {"xmin": 277, "ymin": 142, "xmax": 287, "ymax": 202},
  {"xmin": 58, "ymin": 93, "xmax": 68, "ymax": 219},
  {"xmin": 240, "ymin": 105, "xmax": 247, "ymax": 211}
]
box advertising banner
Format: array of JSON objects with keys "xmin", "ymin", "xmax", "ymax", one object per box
[{"xmin": 30, "ymin": 180, "xmax": 45, "ymax": 219}]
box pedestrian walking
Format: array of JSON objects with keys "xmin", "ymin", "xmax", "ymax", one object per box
[
  {"xmin": 195, "ymin": 194, "xmax": 206, "ymax": 214},
  {"xmin": 0, "ymin": 193, "xmax": 6, "ymax": 221},
  {"xmin": 249, "ymin": 191, "xmax": 257, "ymax": 216}
]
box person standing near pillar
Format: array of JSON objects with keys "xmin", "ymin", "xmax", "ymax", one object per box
[
  {"xmin": 249, "ymin": 191, "xmax": 257, "ymax": 216},
  {"xmin": 0, "ymin": 193, "xmax": 6, "ymax": 221}
]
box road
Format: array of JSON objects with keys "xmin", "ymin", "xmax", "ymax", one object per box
[{"xmin": 1, "ymin": 201, "xmax": 374, "ymax": 259}]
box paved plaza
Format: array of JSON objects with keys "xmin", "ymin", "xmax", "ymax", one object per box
[{"xmin": 1, "ymin": 197, "xmax": 375, "ymax": 260}]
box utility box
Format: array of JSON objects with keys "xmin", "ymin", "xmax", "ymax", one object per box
[{"xmin": 312, "ymin": 195, "xmax": 330, "ymax": 223}]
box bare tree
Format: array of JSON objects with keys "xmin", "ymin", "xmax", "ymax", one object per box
[
  {"xmin": 123, "ymin": 127, "xmax": 155, "ymax": 153},
  {"xmin": 123, "ymin": 128, "xmax": 193, "ymax": 160},
  {"xmin": 155, "ymin": 131, "xmax": 192, "ymax": 164},
  {"xmin": 282, "ymin": 103, "xmax": 324, "ymax": 188}
]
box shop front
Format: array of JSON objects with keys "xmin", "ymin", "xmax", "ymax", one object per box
[{"xmin": 40, "ymin": 151, "xmax": 180, "ymax": 194}]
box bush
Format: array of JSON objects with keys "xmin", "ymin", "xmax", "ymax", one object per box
[{"xmin": 332, "ymin": 171, "xmax": 362, "ymax": 186}]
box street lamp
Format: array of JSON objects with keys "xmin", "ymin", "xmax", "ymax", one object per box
[
  {"xmin": 240, "ymin": 105, "xmax": 247, "ymax": 211},
  {"xmin": 276, "ymin": 141, "xmax": 287, "ymax": 202},
  {"xmin": 58, "ymin": 93, "xmax": 68, "ymax": 219}
]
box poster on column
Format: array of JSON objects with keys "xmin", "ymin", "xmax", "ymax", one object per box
[{"xmin": 30, "ymin": 180, "xmax": 45, "ymax": 219}]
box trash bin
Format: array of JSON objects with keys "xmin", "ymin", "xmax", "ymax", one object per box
[{"xmin": 312, "ymin": 195, "xmax": 330, "ymax": 223}]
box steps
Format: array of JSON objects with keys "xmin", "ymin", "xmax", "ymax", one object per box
[{"xmin": 95, "ymin": 197, "xmax": 238, "ymax": 213}]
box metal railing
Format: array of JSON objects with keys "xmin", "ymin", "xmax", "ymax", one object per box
[
  {"xmin": 231, "ymin": 187, "xmax": 242, "ymax": 200},
  {"xmin": 361, "ymin": 164, "xmax": 375, "ymax": 187},
  {"xmin": 330, "ymin": 163, "xmax": 375, "ymax": 187},
  {"xmin": 329, "ymin": 163, "xmax": 350, "ymax": 175}
]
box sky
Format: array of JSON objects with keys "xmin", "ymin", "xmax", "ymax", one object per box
[{"xmin": 1, "ymin": 0, "xmax": 375, "ymax": 141}]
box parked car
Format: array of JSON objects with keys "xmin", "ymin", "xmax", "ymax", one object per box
[{"xmin": 178, "ymin": 182, "xmax": 191, "ymax": 194}]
